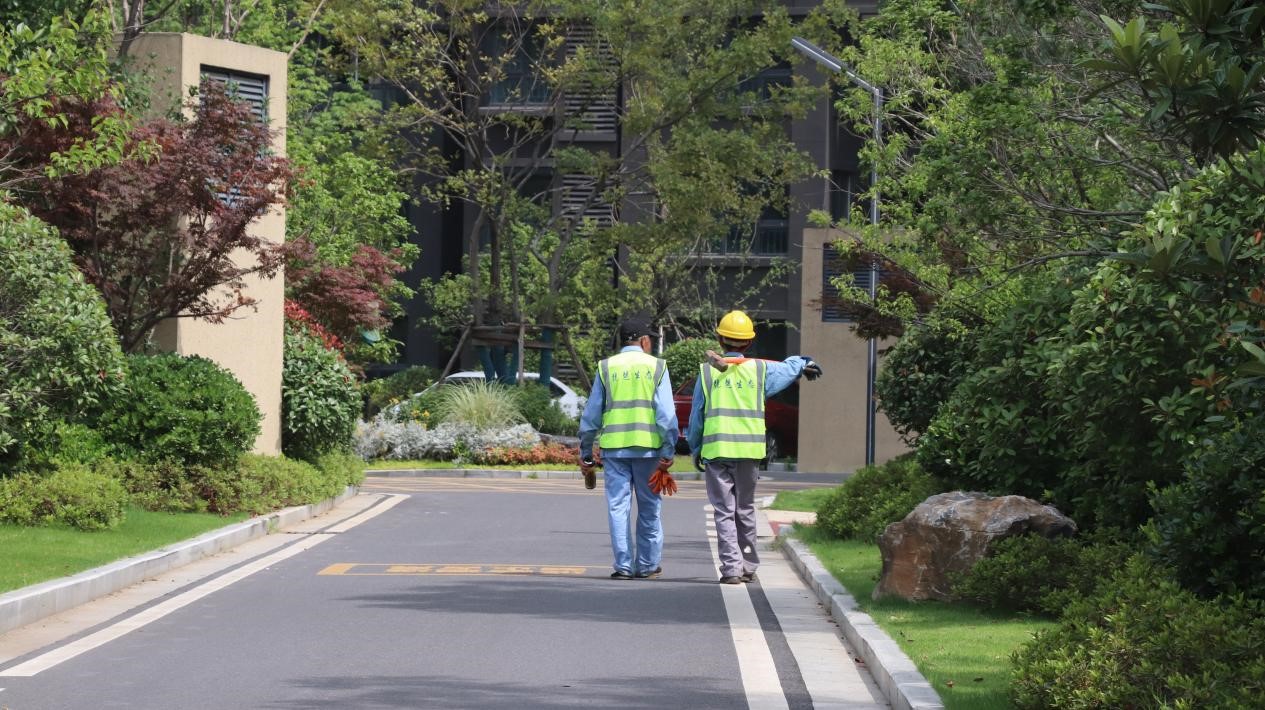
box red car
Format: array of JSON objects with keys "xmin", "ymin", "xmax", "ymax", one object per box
[{"xmin": 672, "ymin": 377, "xmax": 799, "ymax": 460}]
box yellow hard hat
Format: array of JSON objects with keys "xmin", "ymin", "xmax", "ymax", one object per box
[{"xmin": 716, "ymin": 310, "xmax": 756, "ymax": 340}]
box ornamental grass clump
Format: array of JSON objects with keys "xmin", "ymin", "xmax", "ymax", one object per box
[{"xmin": 438, "ymin": 381, "xmax": 524, "ymax": 430}]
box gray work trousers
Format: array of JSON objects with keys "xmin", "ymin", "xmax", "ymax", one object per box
[{"xmin": 704, "ymin": 458, "xmax": 760, "ymax": 578}]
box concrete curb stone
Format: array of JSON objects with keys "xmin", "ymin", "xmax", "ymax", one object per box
[
  {"xmin": 0, "ymin": 485, "xmax": 359, "ymax": 636},
  {"xmin": 775, "ymin": 527, "xmax": 944, "ymax": 710}
]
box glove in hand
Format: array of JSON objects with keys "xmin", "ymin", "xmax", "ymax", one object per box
[
  {"xmin": 802, "ymin": 359, "xmax": 823, "ymax": 381},
  {"xmin": 693, "ymin": 453, "xmax": 704, "ymax": 472}
]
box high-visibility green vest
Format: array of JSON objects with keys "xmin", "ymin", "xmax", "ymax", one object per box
[
  {"xmin": 699, "ymin": 359, "xmax": 766, "ymax": 459},
  {"xmin": 598, "ymin": 350, "xmax": 666, "ymax": 450}
]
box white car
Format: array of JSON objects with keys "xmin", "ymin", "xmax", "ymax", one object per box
[{"xmin": 426, "ymin": 371, "xmax": 587, "ymax": 418}]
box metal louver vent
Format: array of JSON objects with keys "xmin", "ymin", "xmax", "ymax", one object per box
[
  {"xmin": 822, "ymin": 244, "xmax": 877, "ymax": 322},
  {"xmin": 563, "ymin": 24, "xmax": 617, "ymax": 135},
  {"xmin": 201, "ymin": 67, "xmax": 269, "ymax": 124},
  {"xmin": 560, "ymin": 174, "xmax": 614, "ymax": 228}
]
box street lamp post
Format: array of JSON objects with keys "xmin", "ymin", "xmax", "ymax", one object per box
[{"xmin": 790, "ymin": 36, "xmax": 882, "ymax": 467}]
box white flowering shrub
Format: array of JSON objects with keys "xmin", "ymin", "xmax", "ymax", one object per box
[{"xmin": 353, "ymin": 418, "xmax": 539, "ymax": 462}]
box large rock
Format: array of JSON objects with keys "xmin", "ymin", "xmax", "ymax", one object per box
[{"xmin": 874, "ymin": 491, "xmax": 1077, "ymax": 601}]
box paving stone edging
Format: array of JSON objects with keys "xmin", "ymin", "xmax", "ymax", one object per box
[
  {"xmin": 367, "ymin": 468, "xmax": 706, "ymax": 481},
  {"xmin": 0, "ymin": 485, "xmax": 359, "ymax": 636},
  {"xmin": 777, "ymin": 529, "xmax": 945, "ymax": 710}
]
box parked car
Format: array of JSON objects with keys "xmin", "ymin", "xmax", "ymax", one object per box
[
  {"xmin": 420, "ymin": 371, "xmax": 587, "ymax": 418},
  {"xmin": 671, "ymin": 378, "xmax": 799, "ymax": 460}
]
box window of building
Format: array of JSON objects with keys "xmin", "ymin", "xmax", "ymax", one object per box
[
  {"xmin": 704, "ymin": 200, "xmax": 789, "ymax": 255},
  {"xmin": 482, "ymin": 29, "xmax": 551, "ymax": 107},
  {"xmin": 738, "ymin": 63, "xmax": 792, "ymax": 102}
]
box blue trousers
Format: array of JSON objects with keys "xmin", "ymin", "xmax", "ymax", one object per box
[{"xmin": 603, "ymin": 457, "xmax": 663, "ymax": 574}]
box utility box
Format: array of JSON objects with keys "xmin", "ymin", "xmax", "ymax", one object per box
[
  {"xmin": 798, "ymin": 227, "xmax": 907, "ymax": 473},
  {"xmin": 125, "ymin": 33, "xmax": 288, "ymax": 455}
]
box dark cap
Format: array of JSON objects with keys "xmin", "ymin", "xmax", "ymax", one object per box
[{"xmin": 619, "ymin": 319, "xmax": 653, "ymax": 343}]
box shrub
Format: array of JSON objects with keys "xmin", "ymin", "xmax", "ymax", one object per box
[
  {"xmin": 362, "ymin": 366, "xmax": 439, "ymax": 418},
  {"xmin": 108, "ymin": 458, "xmax": 208, "ymax": 513},
  {"xmin": 473, "ymin": 441, "xmax": 579, "ymax": 466},
  {"xmin": 662, "ymin": 338, "xmax": 723, "ymax": 384},
  {"xmin": 815, "ymin": 455, "xmax": 943, "ymax": 542},
  {"xmin": 1147, "ymin": 416, "xmax": 1265, "ymax": 600},
  {"xmin": 389, "ymin": 386, "xmax": 446, "ymax": 427},
  {"xmin": 951, "ymin": 531, "xmax": 1134, "ymax": 616},
  {"xmin": 282, "ymin": 327, "xmax": 360, "ymax": 461},
  {"xmin": 438, "ymin": 380, "xmax": 525, "ymax": 430},
  {"xmin": 0, "ymin": 464, "xmax": 128, "ymax": 530},
  {"xmin": 1010, "ymin": 556, "xmax": 1265, "ymax": 708},
  {"xmin": 0, "ymin": 202, "xmax": 126, "ymax": 469},
  {"xmin": 99, "ymin": 353, "xmax": 260, "ymax": 468},
  {"xmin": 874, "ymin": 321, "xmax": 973, "ymax": 442},
  {"xmin": 313, "ymin": 450, "xmax": 366, "ymax": 488},
  {"xmin": 353, "ymin": 419, "xmax": 538, "ymax": 461},
  {"xmin": 514, "ymin": 384, "xmax": 577, "ymax": 435}
]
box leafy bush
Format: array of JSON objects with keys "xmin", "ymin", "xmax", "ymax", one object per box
[
  {"xmin": 0, "ymin": 464, "xmax": 128, "ymax": 530},
  {"xmin": 875, "ymin": 321, "xmax": 973, "ymax": 442},
  {"xmin": 438, "ymin": 380, "xmax": 525, "ymax": 430},
  {"xmin": 815, "ymin": 455, "xmax": 943, "ymax": 542},
  {"xmin": 353, "ymin": 419, "xmax": 538, "ymax": 461},
  {"xmin": 1010, "ymin": 556, "xmax": 1265, "ymax": 708},
  {"xmin": 662, "ymin": 337, "xmax": 722, "ymax": 385},
  {"xmin": 313, "ymin": 450, "xmax": 366, "ymax": 488},
  {"xmin": 952, "ymin": 531, "xmax": 1134, "ymax": 616},
  {"xmin": 1147, "ymin": 416, "xmax": 1265, "ymax": 600},
  {"xmin": 473, "ymin": 441, "xmax": 579, "ymax": 466},
  {"xmin": 282, "ymin": 327, "xmax": 360, "ymax": 461},
  {"xmin": 362, "ymin": 365, "xmax": 439, "ymax": 418},
  {"xmin": 108, "ymin": 458, "xmax": 208, "ymax": 513},
  {"xmin": 99, "ymin": 353, "xmax": 260, "ymax": 468},
  {"xmin": 0, "ymin": 202, "xmax": 126, "ymax": 469},
  {"xmin": 389, "ymin": 386, "xmax": 446, "ymax": 427},
  {"xmin": 514, "ymin": 384, "xmax": 577, "ymax": 435}
]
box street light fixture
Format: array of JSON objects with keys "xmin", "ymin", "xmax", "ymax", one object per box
[{"xmin": 790, "ymin": 36, "xmax": 882, "ymax": 467}]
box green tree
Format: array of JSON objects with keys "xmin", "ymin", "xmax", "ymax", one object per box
[{"xmin": 341, "ymin": 0, "xmax": 823, "ymax": 339}]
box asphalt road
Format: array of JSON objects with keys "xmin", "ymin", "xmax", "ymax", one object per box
[{"xmin": 0, "ymin": 476, "xmax": 883, "ymax": 709}]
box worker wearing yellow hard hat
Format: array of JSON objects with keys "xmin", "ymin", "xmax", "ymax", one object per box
[{"xmin": 685, "ymin": 310, "xmax": 822, "ymax": 584}]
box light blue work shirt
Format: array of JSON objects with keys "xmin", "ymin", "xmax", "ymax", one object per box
[
  {"xmin": 686, "ymin": 353, "xmax": 809, "ymax": 456},
  {"xmin": 579, "ymin": 346, "xmax": 678, "ymax": 460}
]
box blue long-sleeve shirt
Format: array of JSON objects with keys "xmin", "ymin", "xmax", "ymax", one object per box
[
  {"xmin": 686, "ymin": 353, "xmax": 809, "ymax": 456},
  {"xmin": 578, "ymin": 346, "xmax": 678, "ymax": 460}
]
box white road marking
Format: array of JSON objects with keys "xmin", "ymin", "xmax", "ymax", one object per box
[
  {"xmin": 1, "ymin": 494, "xmax": 408, "ymax": 677},
  {"xmin": 705, "ymin": 507, "xmax": 789, "ymax": 710}
]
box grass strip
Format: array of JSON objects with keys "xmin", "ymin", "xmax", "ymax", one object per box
[
  {"xmin": 0, "ymin": 507, "xmax": 248, "ymax": 594},
  {"xmin": 770, "ymin": 486, "xmax": 836, "ymax": 512},
  {"xmin": 797, "ymin": 525, "xmax": 1053, "ymax": 710}
]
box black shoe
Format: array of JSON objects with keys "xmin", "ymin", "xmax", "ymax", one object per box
[
  {"xmin": 740, "ymin": 572, "xmax": 757, "ymax": 583},
  {"xmin": 611, "ymin": 570, "xmax": 633, "ymax": 580},
  {"xmin": 718, "ymin": 576, "xmax": 742, "ymax": 585},
  {"xmin": 635, "ymin": 567, "xmax": 662, "ymax": 579},
  {"xmin": 583, "ymin": 470, "xmax": 596, "ymax": 490}
]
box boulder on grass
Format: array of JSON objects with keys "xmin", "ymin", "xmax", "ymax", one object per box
[{"xmin": 874, "ymin": 491, "xmax": 1076, "ymax": 601}]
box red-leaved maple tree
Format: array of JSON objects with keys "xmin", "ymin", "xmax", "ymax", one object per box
[
  {"xmin": 285, "ymin": 236, "xmax": 406, "ymax": 343},
  {"xmin": 13, "ymin": 83, "xmax": 292, "ymax": 352}
]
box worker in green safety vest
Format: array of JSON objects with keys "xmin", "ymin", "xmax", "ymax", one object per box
[
  {"xmin": 578, "ymin": 320, "xmax": 678, "ymax": 580},
  {"xmin": 686, "ymin": 310, "xmax": 822, "ymax": 584}
]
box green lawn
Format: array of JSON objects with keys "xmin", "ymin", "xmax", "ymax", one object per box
[
  {"xmin": 0, "ymin": 507, "xmax": 248, "ymax": 594},
  {"xmin": 797, "ymin": 526, "xmax": 1053, "ymax": 710},
  {"xmin": 770, "ymin": 486, "xmax": 836, "ymax": 512},
  {"xmin": 367, "ymin": 457, "xmax": 699, "ymax": 473}
]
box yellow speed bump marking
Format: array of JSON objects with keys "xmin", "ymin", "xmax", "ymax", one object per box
[{"xmin": 318, "ymin": 563, "xmax": 593, "ymax": 577}]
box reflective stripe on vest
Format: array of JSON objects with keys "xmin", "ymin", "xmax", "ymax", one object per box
[
  {"xmin": 598, "ymin": 351, "xmax": 665, "ymax": 450},
  {"xmin": 699, "ymin": 359, "xmax": 766, "ymax": 459}
]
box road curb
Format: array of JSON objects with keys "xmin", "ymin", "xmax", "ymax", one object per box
[
  {"xmin": 366, "ymin": 468, "xmax": 707, "ymax": 481},
  {"xmin": 0, "ymin": 485, "xmax": 359, "ymax": 637},
  {"xmin": 775, "ymin": 527, "xmax": 944, "ymax": 710}
]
